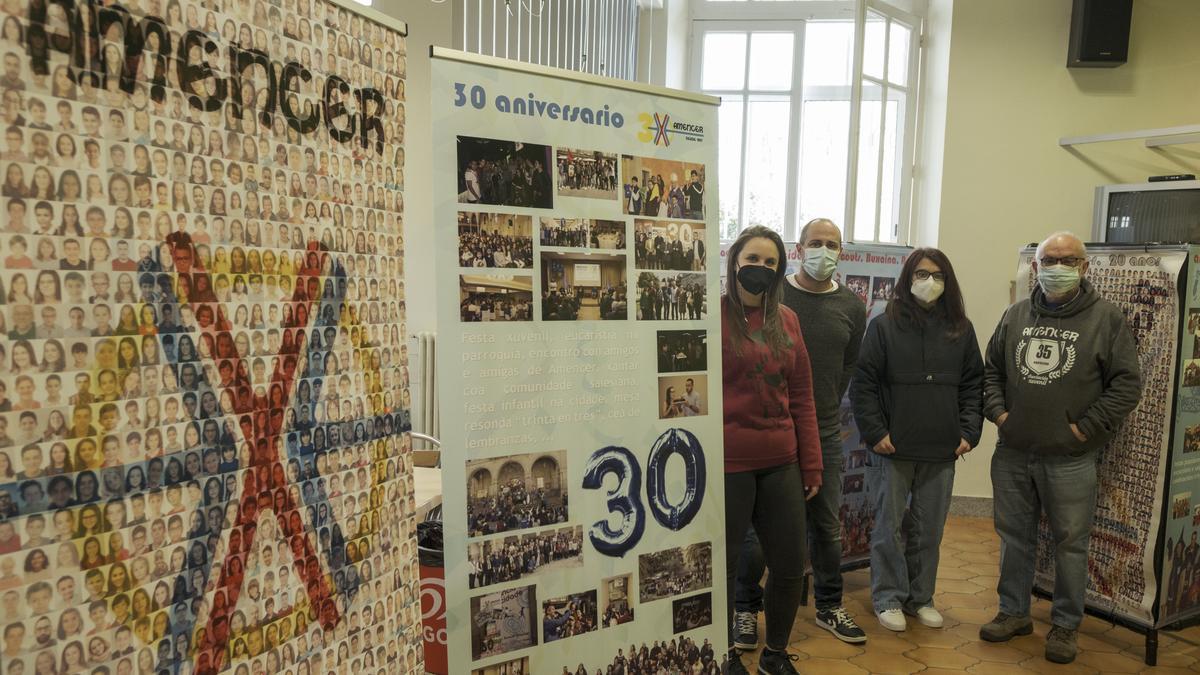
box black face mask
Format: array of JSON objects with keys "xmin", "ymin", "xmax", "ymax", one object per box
[{"xmin": 736, "ymin": 265, "xmax": 774, "ymax": 296}]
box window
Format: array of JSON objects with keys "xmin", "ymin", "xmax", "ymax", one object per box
[
  {"xmin": 692, "ymin": 0, "xmax": 921, "ymax": 244},
  {"xmin": 851, "ymin": 6, "xmax": 917, "ymax": 243}
]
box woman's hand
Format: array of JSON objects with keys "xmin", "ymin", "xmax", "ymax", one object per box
[
  {"xmin": 996, "ymin": 412, "xmax": 1009, "ymax": 427},
  {"xmin": 804, "ymin": 484, "xmax": 820, "ymax": 501},
  {"xmin": 873, "ymin": 434, "xmax": 896, "ymax": 455},
  {"xmin": 954, "ymin": 438, "xmax": 971, "ymax": 456}
]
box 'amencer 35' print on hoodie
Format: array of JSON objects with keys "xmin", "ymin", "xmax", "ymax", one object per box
[{"xmin": 983, "ymin": 279, "xmax": 1142, "ymax": 455}]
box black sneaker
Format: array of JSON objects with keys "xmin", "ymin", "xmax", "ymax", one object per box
[
  {"xmin": 724, "ymin": 650, "xmax": 750, "ymax": 675},
  {"xmin": 733, "ymin": 610, "xmax": 759, "ymax": 650},
  {"xmin": 757, "ymin": 648, "xmax": 800, "ymax": 675},
  {"xmin": 815, "ymin": 606, "xmax": 867, "ymax": 644}
]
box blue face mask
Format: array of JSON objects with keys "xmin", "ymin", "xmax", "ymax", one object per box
[{"xmin": 1038, "ymin": 264, "xmax": 1081, "ymax": 296}]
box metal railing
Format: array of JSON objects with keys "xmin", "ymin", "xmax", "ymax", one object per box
[{"xmin": 461, "ymin": 0, "xmax": 641, "ymax": 80}]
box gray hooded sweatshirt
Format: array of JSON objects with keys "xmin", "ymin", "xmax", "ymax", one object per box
[{"xmin": 983, "ymin": 279, "xmax": 1142, "ymax": 454}]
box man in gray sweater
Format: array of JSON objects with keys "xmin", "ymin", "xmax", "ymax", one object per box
[
  {"xmin": 733, "ymin": 219, "xmax": 868, "ymax": 647},
  {"xmin": 980, "ymin": 232, "xmax": 1142, "ymax": 664}
]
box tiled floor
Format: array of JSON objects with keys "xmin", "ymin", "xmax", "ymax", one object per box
[{"xmin": 738, "ymin": 516, "xmax": 1200, "ymax": 674}]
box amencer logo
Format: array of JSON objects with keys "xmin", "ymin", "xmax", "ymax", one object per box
[{"xmin": 637, "ymin": 112, "xmax": 706, "ymax": 146}]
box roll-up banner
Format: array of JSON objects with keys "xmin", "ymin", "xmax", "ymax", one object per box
[
  {"xmin": 1016, "ymin": 245, "xmax": 1185, "ymax": 626},
  {"xmin": 431, "ymin": 49, "xmax": 725, "ymax": 674},
  {"xmin": 1163, "ymin": 245, "xmax": 1200, "ymax": 627},
  {"xmin": 0, "ymin": 0, "xmax": 422, "ymax": 673}
]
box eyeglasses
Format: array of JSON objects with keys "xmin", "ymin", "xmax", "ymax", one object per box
[
  {"xmin": 913, "ymin": 270, "xmax": 945, "ymax": 282},
  {"xmin": 1040, "ymin": 256, "xmax": 1085, "ymax": 268}
]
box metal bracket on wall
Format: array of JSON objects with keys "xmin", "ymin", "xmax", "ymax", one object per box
[
  {"xmin": 1145, "ymin": 132, "xmax": 1200, "ymax": 148},
  {"xmin": 1059, "ymin": 124, "xmax": 1200, "ymax": 147}
]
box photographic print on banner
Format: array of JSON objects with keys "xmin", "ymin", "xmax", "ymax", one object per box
[
  {"xmin": 457, "ymin": 137, "xmax": 554, "ymax": 210},
  {"xmin": 620, "ymin": 156, "xmax": 704, "ymax": 221},
  {"xmin": 555, "ymin": 148, "xmax": 617, "ymax": 201},
  {"xmin": 0, "ymin": 1, "xmax": 421, "ymax": 674}
]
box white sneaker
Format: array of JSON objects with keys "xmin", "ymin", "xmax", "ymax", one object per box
[
  {"xmin": 877, "ymin": 609, "xmax": 907, "ymax": 632},
  {"xmin": 914, "ymin": 606, "xmax": 944, "ymax": 628}
]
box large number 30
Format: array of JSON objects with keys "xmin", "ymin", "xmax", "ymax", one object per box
[{"xmin": 581, "ymin": 429, "xmax": 706, "ymax": 557}]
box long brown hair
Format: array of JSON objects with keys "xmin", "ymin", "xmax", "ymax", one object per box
[
  {"xmin": 886, "ymin": 247, "xmax": 969, "ymax": 338},
  {"xmin": 724, "ymin": 226, "xmax": 792, "ymax": 357}
]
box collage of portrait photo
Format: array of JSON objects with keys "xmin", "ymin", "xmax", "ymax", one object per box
[{"xmin": 0, "ymin": 0, "xmax": 422, "ymax": 673}]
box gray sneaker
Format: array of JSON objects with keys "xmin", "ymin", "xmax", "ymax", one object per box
[
  {"xmin": 1045, "ymin": 625, "xmax": 1078, "ymax": 664},
  {"xmin": 979, "ymin": 612, "xmax": 1033, "ymax": 642}
]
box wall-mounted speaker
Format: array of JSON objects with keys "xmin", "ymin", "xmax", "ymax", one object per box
[{"xmin": 1067, "ymin": 0, "xmax": 1133, "ymax": 68}]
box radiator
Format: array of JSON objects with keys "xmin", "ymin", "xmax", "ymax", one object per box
[{"xmin": 411, "ymin": 331, "xmax": 439, "ymax": 449}]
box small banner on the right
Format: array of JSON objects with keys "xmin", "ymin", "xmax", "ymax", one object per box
[
  {"xmin": 1163, "ymin": 245, "xmax": 1200, "ymax": 627},
  {"xmin": 1016, "ymin": 245, "xmax": 1185, "ymax": 628}
]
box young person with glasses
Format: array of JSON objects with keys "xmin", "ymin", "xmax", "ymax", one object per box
[
  {"xmin": 851, "ymin": 248, "xmax": 984, "ymax": 633},
  {"xmin": 722, "ymin": 226, "xmax": 822, "ymax": 675}
]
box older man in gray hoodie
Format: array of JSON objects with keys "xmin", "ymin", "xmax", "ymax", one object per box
[{"xmin": 979, "ymin": 232, "xmax": 1141, "ymax": 664}]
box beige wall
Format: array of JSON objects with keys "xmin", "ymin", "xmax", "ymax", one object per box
[
  {"xmin": 933, "ymin": 0, "xmax": 1200, "ymax": 497},
  {"xmin": 374, "ymin": 0, "xmax": 454, "ymax": 338},
  {"xmin": 373, "ymin": 0, "xmax": 453, "ymax": 439}
]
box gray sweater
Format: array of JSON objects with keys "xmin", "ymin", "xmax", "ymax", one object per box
[
  {"xmin": 782, "ymin": 278, "xmax": 867, "ymax": 458},
  {"xmin": 983, "ymin": 279, "xmax": 1142, "ymax": 454}
]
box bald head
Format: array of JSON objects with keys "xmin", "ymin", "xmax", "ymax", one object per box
[
  {"xmin": 1036, "ymin": 231, "xmax": 1086, "ymax": 261},
  {"xmin": 1034, "ymin": 231, "xmax": 1089, "ymax": 299},
  {"xmin": 800, "ymin": 218, "xmax": 842, "ymax": 248}
]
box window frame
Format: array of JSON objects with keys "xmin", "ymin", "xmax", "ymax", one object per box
[
  {"xmin": 690, "ymin": 0, "xmax": 923, "ymax": 245},
  {"xmin": 692, "ymin": 0, "xmax": 856, "ymax": 22},
  {"xmin": 690, "ymin": 21, "xmax": 807, "ymax": 240},
  {"xmin": 849, "ymin": 0, "xmax": 922, "ymax": 244}
]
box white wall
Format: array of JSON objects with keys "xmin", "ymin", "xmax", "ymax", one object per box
[
  {"xmin": 636, "ymin": 0, "xmax": 688, "ymax": 88},
  {"xmin": 931, "ymin": 0, "xmax": 1200, "ymax": 497},
  {"xmin": 908, "ymin": 0, "xmax": 951, "ymax": 248}
]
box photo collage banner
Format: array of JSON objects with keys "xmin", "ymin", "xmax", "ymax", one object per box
[
  {"xmin": 1163, "ymin": 244, "xmax": 1200, "ymax": 627},
  {"xmin": 1016, "ymin": 246, "xmax": 1184, "ymax": 626},
  {"xmin": 431, "ymin": 51, "xmax": 726, "ymax": 675},
  {"xmin": 0, "ymin": 0, "xmax": 421, "ymax": 673}
]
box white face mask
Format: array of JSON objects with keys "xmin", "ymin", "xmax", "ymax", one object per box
[
  {"xmin": 1038, "ymin": 264, "xmax": 1082, "ymax": 296},
  {"xmin": 801, "ymin": 247, "xmax": 839, "ymax": 282},
  {"xmin": 911, "ymin": 277, "xmax": 944, "ymax": 304}
]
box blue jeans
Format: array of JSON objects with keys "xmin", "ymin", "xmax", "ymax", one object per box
[
  {"xmin": 735, "ymin": 456, "xmax": 844, "ymax": 612},
  {"xmin": 867, "ymin": 454, "xmax": 955, "ymax": 613},
  {"xmin": 991, "ymin": 447, "xmax": 1099, "ymax": 629}
]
